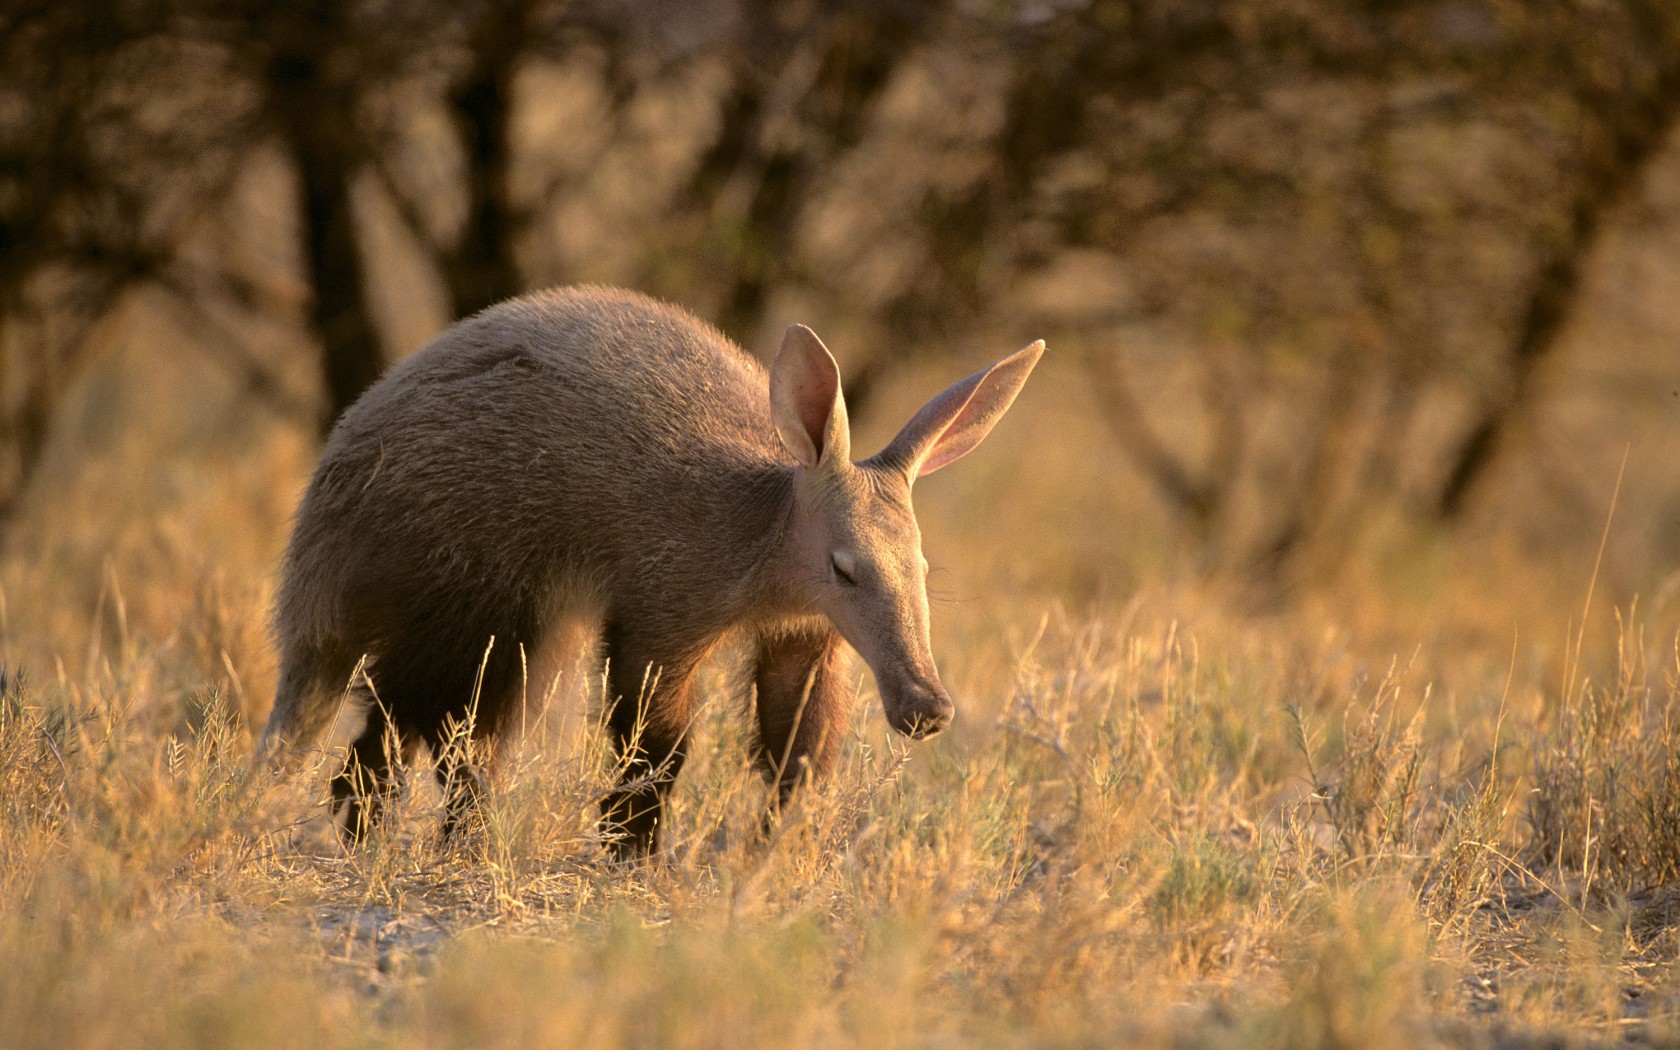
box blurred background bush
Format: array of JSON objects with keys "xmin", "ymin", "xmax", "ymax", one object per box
[{"xmin": 2, "ymin": 0, "xmax": 1678, "ymax": 679}]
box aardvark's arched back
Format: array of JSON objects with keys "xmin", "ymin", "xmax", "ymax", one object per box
[{"xmin": 261, "ymin": 285, "xmax": 1042, "ymax": 856}]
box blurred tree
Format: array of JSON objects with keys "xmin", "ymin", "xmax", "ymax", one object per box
[
  {"xmin": 5, "ymin": 0, "xmax": 1678, "ymax": 585},
  {"xmin": 840, "ymin": 0, "xmax": 1680, "ymax": 583},
  {"xmin": 31, "ymin": 0, "xmax": 615, "ymax": 442},
  {"xmin": 368, "ymin": 0, "xmax": 637, "ymax": 321},
  {"xmin": 437, "ymin": 0, "xmax": 532, "ymax": 316},
  {"xmin": 667, "ymin": 0, "xmax": 936, "ymax": 354},
  {"xmin": 239, "ymin": 0, "xmax": 393, "ymax": 434},
  {"xmin": 0, "ymin": 1, "xmax": 255, "ymax": 526},
  {"xmin": 1431, "ymin": 2, "xmax": 1680, "ymax": 520},
  {"xmin": 231, "ymin": 0, "xmax": 566, "ymax": 433}
]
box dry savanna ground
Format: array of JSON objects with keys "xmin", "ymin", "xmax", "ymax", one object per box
[{"xmin": 3, "ymin": 322, "xmax": 1680, "ymax": 1049}]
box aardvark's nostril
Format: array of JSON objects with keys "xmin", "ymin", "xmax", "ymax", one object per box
[
  {"xmin": 904, "ymin": 710, "xmax": 950, "ymax": 738},
  {"xmin": 895, "ymin": 694, "xmax": 954, "ymax": 739}
]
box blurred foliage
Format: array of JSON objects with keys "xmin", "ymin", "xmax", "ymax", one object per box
[
  {"xmin": 4, "ymin": 11, "xmax": 1680, "ymax": 1041},
  {"xmin": 2, "ymin": 0, "xmax": 1678, "ymax": 583}
]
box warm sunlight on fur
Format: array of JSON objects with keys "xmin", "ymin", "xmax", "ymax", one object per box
[
  {"xmin": 3, "ymin": 310, "xmax": 1679, "ymax": 1044},
  {"xmin": 6, "ymin": 4, "xmax": 1680, "ymax": 1044}
]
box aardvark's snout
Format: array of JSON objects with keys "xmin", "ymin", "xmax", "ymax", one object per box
[{"xmin": 882, "ymin": 678, "xmax": 955, "ymax": 739}]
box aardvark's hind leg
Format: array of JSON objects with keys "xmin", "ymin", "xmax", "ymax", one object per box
[{"xmin": 331, "ymin": 715, "xmax": 416, "ymax": 843}]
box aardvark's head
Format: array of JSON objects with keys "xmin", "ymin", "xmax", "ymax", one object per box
[{"xmin": 769, "ymin": 323, "xmax": 1043, "ymax": 738}]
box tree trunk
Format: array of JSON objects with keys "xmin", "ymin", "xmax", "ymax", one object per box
[
  {"xmin": 269, "ymin": 44, "xmax": 386, "ymax": 438},
  {"xmin": 297, "ymin": 147, "xmax": 383, "ymax": 435},
  {"xmin": 1435, "ymin": 63, "xmax": 1680, "ymax": 520},
  {"xmin": 0, "ymin": 314, "xmax": 60, "ymax": 529},
  {"xmin": 442, "ymin": 4, "xmax": 527, "ymax": 319},
  {"xmin": 679, "ymin": 10, "xmax": 928, "ymax": 346}
]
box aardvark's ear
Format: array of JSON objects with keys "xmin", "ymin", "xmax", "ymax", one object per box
[
  {"xmin": 875, "ymin": 340, "xmax": 1044, "ymax": 479},
  {"xmin": 770, "ymin": 324, "xmax": 851, "ymax": 469}
]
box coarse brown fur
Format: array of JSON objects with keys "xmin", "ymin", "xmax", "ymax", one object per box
[{"xmin": 261, "ymin": 285, "xmax": 1041, "ymax": 856}]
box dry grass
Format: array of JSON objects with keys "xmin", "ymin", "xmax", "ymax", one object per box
[
  {"xmin": 4, "ymin": 324, "xmax": 1680, "ymax": 1048},
  {"xmin": 5, "ymin": 529, "xmax": 1680, "ymax": 1048}
]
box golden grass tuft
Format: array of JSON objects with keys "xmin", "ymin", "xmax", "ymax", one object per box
[
  {"xmin": 4, "ymin": 347, "xmax": 1680, "ymax": 1046},
  {"xmin": 5, "ymin": 573, "xmax": 1680, "ymax": 1046}
]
